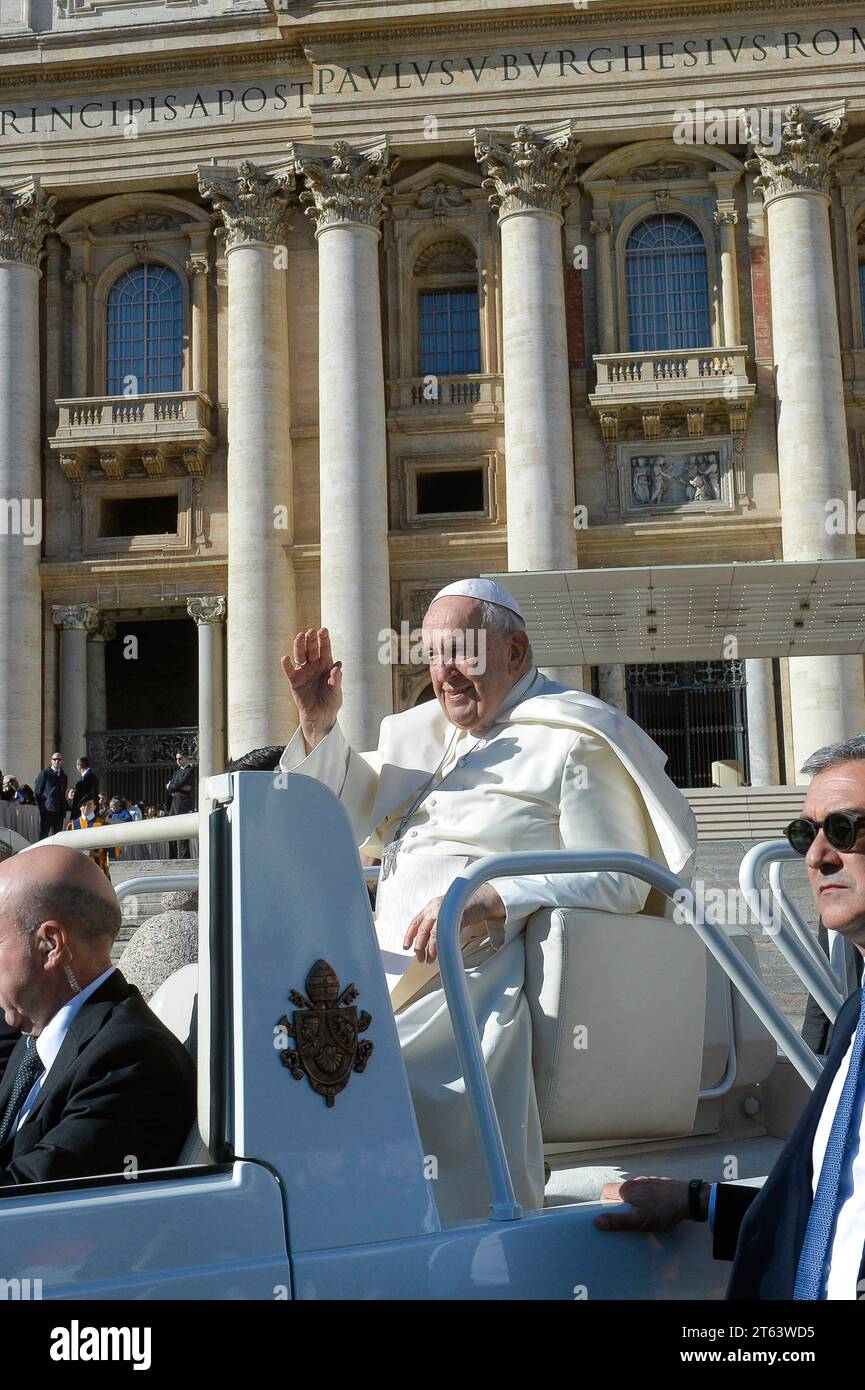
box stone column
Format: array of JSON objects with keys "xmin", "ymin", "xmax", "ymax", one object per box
[
  {"xmin": 748, "ymin": 105, "xmax": 865, "ymax": 777},
  {"xmin": 744, "ymin": 658, "xmax": 780, "ymax": 785},
  {"xmin": 52, "ymin": 604, "xmax": 99, "ymax": 771},
  {"xmin": 188, "ymin": 596, "xmax": 226, "ymax": 783},
  {"xmin": 0, "ymin": 179, "xmax": 54, "ymax": 776},
  {"xmin": 475, "ymin": 124, "xmax": 583, "ymax": 689},
  {"xmin": 475, "ymin": 124, "xmax": 580, "ymax": 575},
  {"xmin": 711, "ymin": 175, "xmax": 743, "ymax": 348},
  {"xmin": 86, "ymin": 619, "xmax": 115, "ymax": 739},
  {"xmin": 588, "ymin": 182, "xmax": 616, "ymax": 355},
  {"xmin": 598, "ymin": 664, "xmax": 628, "ymax": 712},
  {"xmin": 64, "ymin": 229, "xmax": 91, "ymax": 398},
  {"xmin": 186, "ymin": 244, "xmax": 209, "ymax": 395},
  {"xmin": 289, "ymin": 137, "xmax": 398, "ymax": 750},
  {"xmin": 199, "ymin": 161, "xmax": 299, "ymax": 757}
]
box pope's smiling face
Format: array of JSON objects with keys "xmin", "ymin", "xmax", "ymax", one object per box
[
  {"xmin": 802, "ymin": 761, "xmax": 865, "ymax": 950},
  {"xmin": 422, "ymin": 596, "xmax": 530, "ymax": 734}
]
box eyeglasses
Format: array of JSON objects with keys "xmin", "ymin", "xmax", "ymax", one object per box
[{"xmin": 785, "ymin": 812, "xmax": 865, "ymax": 855}]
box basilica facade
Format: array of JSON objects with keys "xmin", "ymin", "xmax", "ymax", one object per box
[{"xmin": 1, "ymin": 0, "xmax": 864, "ymax": 800}]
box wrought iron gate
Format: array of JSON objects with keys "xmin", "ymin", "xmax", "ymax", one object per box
[
  {"xmin": 626, "ymin": 660, "xmax": 749, "ymax": 788},
  {"xmin": 87, "ymin": 727, "xmax": 198, "ymax": 810}
]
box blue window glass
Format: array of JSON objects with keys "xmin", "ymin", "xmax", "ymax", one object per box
[
  {"xmin": 419, "ymin": 289, "xmax": 481, "ymax": 375},
  {"xmin": 859, "ymin": 262, "xmax": 865, "ymax": 342},
  {"xmin": 106, "ymin": 264, "xmax": 183, "ymax": 394},
  {"xmin": 625, "ymin": 214, "xmax": 711, "ymax": 351}
]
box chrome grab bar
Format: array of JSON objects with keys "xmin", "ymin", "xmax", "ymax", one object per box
[
  {"xmin": 739, "ymin": 841, "xmax": 844, "ymax": 1022},
  {"xmin": 435, "ymin": 851, "xmax": 823, "ymax": 1224},
  {"xmin": 114, "ymin": 874, "xmax": 199, "ymax": 901},
  {"xmin": 20, "ymin": 813, "xmax": 200, "ymax": 853}
]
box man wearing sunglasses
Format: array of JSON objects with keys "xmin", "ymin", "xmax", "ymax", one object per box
[{"xmin": 597, "ymin": 735, "xmax": 865, "ymax": 1300}]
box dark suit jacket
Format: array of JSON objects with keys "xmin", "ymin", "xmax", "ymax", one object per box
[
  {"xmin": 717, "ymin": 989, "xmax": 863, "ymax": 1299},
  {"xmin": 34, "ymin": 767, "xmax": 68, "ymax": 814},
  {"xmin": 70, "ymin": 769, "xmax": 99, "ymax": 818},
  {"xmin": 801, "ymin": 921, "xmax": 863, "ymax": 1055},
  {"xmin": 165, "ymin": 763, "xmax": 196, "ymax": 816},
  {"xmin": 0, "ymin": 970, "xmax": 196, "ymax": 1186}
]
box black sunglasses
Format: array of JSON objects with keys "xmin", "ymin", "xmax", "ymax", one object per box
[{"xmin": 785, "ymin": 812, "xmax": 865, "ymax": 855}]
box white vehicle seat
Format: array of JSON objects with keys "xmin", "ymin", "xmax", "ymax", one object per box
[
  {"xmin": 148, "ymin": 964, "xmax": 210, "ymax": 1166},
  {"xmin": 526, "ymin": 903, "xmax": 708, "ymax": 1142}
]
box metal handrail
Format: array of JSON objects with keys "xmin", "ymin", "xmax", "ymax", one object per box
[
  {"xmin": 739, "ymin": 841, "xmax": 844, "ymax": 1021},
  {"xmin": 114, "ymin": 875, "xmax": 199, "ymax": 901},
  {"xmin": 767, "ymin": 860, "xmax": 844, "ymax": 991},
  {"xmin": 435, "ymin": 850, "xmax": 824, "ymax": 1223},
  {"xmin": 21, "ymin": 814, "xmax": 200, "ymax": 853}
]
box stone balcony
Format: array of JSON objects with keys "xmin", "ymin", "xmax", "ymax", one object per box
[
  {"xmin": 388, "ymin": 374, "xmax": 503, "ymax": 424},
  {"xmin": 588, "ymin": 346, "xmax": 756, "ymax": 445},
  {"xmin": 49, "ymin": 392, "xmax": 216, "ymax": 481}
]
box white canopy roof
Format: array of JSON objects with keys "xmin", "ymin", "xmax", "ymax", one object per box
[{"xmin": 481, "ymin": 559, "xmax": 865, "ymax": 665}]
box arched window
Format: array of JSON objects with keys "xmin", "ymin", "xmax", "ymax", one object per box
[
  {"xmin": 106, "ymin": 264, "xmax": 183, "ymax": 395},
  {"xmin": 415, "ymin": 240, "xmax": 481, "ymax": 376},
  {"xmin": 625, "ymin": 214, "xmax": 711, "ymax": 352}
]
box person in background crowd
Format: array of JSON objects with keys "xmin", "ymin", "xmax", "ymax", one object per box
[
  {"xmin": 34, "ymin": 753, "xmax": 68, "ymax": 840},
  {"xmin": 65, "ymin": 796, "xmax": 113, "ymax": 877},
  {"xmin": 144, "ymin": 805, "xmax": 159, "ymax": 820},
  {"xmin": 70, "ymin": 757, "xmax": 99, "ymax": 818},
  {"xmin": 164, "ymin": 751, "xmax": 196, "ymax": 860},
  {"xmin": 126, "ymin": 799, "xmax": 143, "ymax": 822},
  {"xmin": 97, "ymin": 793, "xmax": 110, "ymax": 818},
  {"xmin": 107, "ymin": 797, "xmax": 132, "ymax": 825},
  {"xmin": 2, "ymin": 778, "xmax": 20, "ymax": 803}
]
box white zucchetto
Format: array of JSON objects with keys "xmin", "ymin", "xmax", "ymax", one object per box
[{"xmin": 429, "ymin": 578, "xmax": 525, "ymax": 623}]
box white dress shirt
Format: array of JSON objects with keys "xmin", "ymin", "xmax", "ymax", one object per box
[
  {"xmin": 15, "ymin": 966, "xmax": 116, "ymax": 1132},
  {"xmin": 811, "ymin": 1019, "xmax": 865, "ymax": 1299}
]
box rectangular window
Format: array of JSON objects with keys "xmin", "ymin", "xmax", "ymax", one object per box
[
  {"xmin": 419, "ymin": 289, "xmax": 481, "ymax": 375},
  {"xmin": 98, "ymin": 495, "xmax": 179, "ymax": 538},
  {"xmin": 415, "ymin": 467, "xmax": 485, "ymax": 516}
]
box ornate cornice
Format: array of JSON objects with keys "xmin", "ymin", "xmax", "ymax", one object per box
[
  {"xmin": 746, "ymin": 104, "xmax": 847, "ymax": 203},
  {"xmin": 197, "ymin": 160, "xmax": 296, "ymax": 249},
  {"xmin": 474, "ymin": 123, "xmax": 580, "ymax": 220},
  {"xmin": 0, "ymin": 45, "xmax": 304, "ymax": 92},
  {"xmin": 51, "ymin": 603, "xmax": 100, "ymax": 632},
  {"xmin": 0, "ymin": 178, "xmax": 55, "ymax": 268},
  {"xmin": 187, "ymin": 595, "xmax": 226, "ymax": 624},
  {"xmin": 289, "ymin": 138, "xmax": 399, "ymax": 233}
]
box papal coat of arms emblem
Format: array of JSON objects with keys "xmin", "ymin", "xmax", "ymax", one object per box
[{"xmin": 277, "ymin": 959, "xmax": 374, "ymax": 1106}]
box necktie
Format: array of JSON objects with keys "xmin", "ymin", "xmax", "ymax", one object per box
[
  {"xmin": 794, "ymin": 993, "xmax": 865, "ymax": 1299},
  {"xmin": 0, "ymin": 1036, "xmax": 45, "ymax": 1148}
]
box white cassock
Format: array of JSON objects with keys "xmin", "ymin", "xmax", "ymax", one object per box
[{"xmin": 280, "ymin": 666, "xmax": 696, "ymax": 1224}]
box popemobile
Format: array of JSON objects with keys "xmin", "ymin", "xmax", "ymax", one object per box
[{"xmin": 0, "ymin": 761, "xmax": 838, "ymax": 1301}]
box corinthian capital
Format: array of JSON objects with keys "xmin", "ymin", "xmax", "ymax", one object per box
[
  {"xmin": 197, "ymin": 160, "xmax": 296, "ymax": 249},
  {"xmin": 51, "ymin": 603, "xmax": 100, "ymax": 633},
  {"xmin": 0, "ymin": 178, "xmax": 56, "ymax": 268},
  {"xmin": 473, "ymin": 122, "xmax": 580, "ymax": 220},
  {"xmin": 187, "ymin": 595, "xmax": 226, "ymax": 625},
  {"xmin": 746, "ymin": 105, "xmax": 847, "ymax": 202},
  {"xmin": 288, "ymin": 137, "xmax": 399, "ymax": 233}
]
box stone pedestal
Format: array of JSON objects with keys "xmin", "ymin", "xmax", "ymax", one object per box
[
  {"xmin": 744, "ymin": 658, "xmax": 780, "ymax": 785},
  {"xmin": 0, "ymin": 179, "xmax": 54, "ymax": 776},
  {"xmin": 748, "ymin": 106, "xmax": 865, "ymax": 776},
  {"xmin": 290, "ymin": 138, "xmax": 398, "ymax": 750},
  {"xmin": 188, "ymin": 595, "xmax": 226, "ymax": 783},
  {"xmin": 52, "ymin": 604, "xmax": 98, "ymax": 771},
  {"xmin": 199, "ymin": 162, "xmax": 298, "ymax": 758}
]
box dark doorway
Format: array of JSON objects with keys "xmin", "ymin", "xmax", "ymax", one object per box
[
  {"xmin": 105, "ymin": 618, "xmax": 197, "ymax": 729},
  {"xmin": 626, "ymin": 660, "xmax": 748, "ymax": 788}
]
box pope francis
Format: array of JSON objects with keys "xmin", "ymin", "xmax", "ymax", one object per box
[{"xmin": 280, "ymin": 579, "xmax": 696, "ymax": 1225}]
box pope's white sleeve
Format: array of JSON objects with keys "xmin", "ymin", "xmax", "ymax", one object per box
[
  {"xmin": 279, "ymin": 721, "xmax": 381, "ymax": 847},
  {"xmin": 489, "ymin": 731, "xmax": 652, "ymax": 947}
]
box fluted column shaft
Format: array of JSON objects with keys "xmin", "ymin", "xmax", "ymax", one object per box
[
  {"xmin": 188, "ymin": 596, "xmax": 226, "ymax": 783},
  {"xmin": 199, "ymin": 161, "xmax": 298, "ymax": 757},
  {"xmin": 290, "ymin": 138, "xmax": 397, "ymax": 750},
  {"xmin": 749, "ymin": 106, "xmax": 865, "ymax": 776},
  {"xmin": 0, "ymin": 179, "xmax": 54, "ymax": 775}
]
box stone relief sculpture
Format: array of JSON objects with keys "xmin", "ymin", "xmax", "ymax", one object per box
[{"xmin": 628, "ymin": 448, "xmax": 725, "ymax": 509}]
